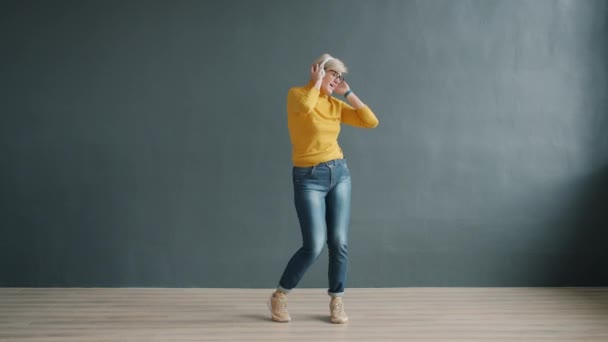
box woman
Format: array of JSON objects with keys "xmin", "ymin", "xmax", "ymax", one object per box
[{"xmin": 269, "ymin": 53, "xmax": 379, "ymax": 324}]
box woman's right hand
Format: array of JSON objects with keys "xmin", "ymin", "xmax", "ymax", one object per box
[{"xmin": 310, "ymin": 64, "xmax": 325, "ymax": 83}]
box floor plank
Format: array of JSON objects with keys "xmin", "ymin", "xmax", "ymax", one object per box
[{"xmin": 1, "ymin": 288, "xmax": 607, "ymax": 341}]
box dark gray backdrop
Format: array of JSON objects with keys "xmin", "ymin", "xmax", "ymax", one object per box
[{"xmin": 1, "ymin": 0, "xmax": 607, "ymax": 287}]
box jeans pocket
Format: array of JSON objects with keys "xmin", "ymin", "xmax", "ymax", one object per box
[{"xmin": 293, "ymin": 166, "xmax": 315, "ymax": 182}]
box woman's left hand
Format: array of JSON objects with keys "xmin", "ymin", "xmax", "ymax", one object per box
[{"xmin": 334, "ymin": 81, "xmax": 350, "ymax": 95}]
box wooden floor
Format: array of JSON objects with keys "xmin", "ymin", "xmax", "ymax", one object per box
[{"xmin": 1, "ymin": 288, "xmax": 607, "ymax": 341}]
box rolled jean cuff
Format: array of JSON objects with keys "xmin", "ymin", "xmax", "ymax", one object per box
[
  {"xmin": 277, "ymin": 285, "xmax": 292, "ymax": 294},
  {"xmin": 328, "ymin": 290, "xmax": 344, "ymax": 298}
]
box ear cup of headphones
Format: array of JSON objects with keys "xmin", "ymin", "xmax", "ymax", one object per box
[{"xmin": 318, "ymin": 57, "xmax": 333, "ymax": 78}]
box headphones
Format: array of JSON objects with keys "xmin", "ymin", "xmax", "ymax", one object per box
[{"xmin": 318, "ymin": 57, "xmax": 334, "ymax": 77}]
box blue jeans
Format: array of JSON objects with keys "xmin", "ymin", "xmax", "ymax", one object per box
[{"xmin": 277, "ymin": 158, "xmax": 352, "ymax": 297}]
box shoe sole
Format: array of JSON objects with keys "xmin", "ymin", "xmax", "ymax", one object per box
[{"xmin": 330, "ymin": 318, "xmax": 349, "ymax": 324}]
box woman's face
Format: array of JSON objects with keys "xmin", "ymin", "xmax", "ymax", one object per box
[{"xmin": 321, "ymin": 69, "xmax": 345, "ymax": 94}]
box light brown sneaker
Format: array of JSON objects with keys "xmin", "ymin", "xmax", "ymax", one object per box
[
  {"xmin": 267, "ymin": 291, "xmax": 291, "ymax": 322},
  {"xmin": 330, "ymin": 297, "xmax": 349, "ymax": 324}
]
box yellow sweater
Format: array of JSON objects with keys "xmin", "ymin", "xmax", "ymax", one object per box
[{"xmin": 287, "ymin": 81, "xmax": 379, "ymax": 167}]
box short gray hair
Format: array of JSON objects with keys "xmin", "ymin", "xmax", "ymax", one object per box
[{"xmin": 313, "ymin": 53, "xmax": 348, "ymax": 74}]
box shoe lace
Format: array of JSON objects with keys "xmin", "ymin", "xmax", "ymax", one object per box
[
  {"xmin": 331, "ymin": 302, "xmax": 344, "ymax": 315},
  {"xmin": 276, "ymin": 297, "xmax": 288, "ymax": 313}
]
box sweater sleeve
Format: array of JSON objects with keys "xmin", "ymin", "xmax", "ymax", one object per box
[
  {"xmin": 340, "ymin": 101, "xmax": 379, "ymax": 128},
  {"xmin": 287, "ymin": 86, "xmax": 320, "ymax": 114}
]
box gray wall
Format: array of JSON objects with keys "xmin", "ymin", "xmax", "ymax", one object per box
[{"xmin": 1, "ymin": 0, "xmax": 607, "ymax": 287}]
